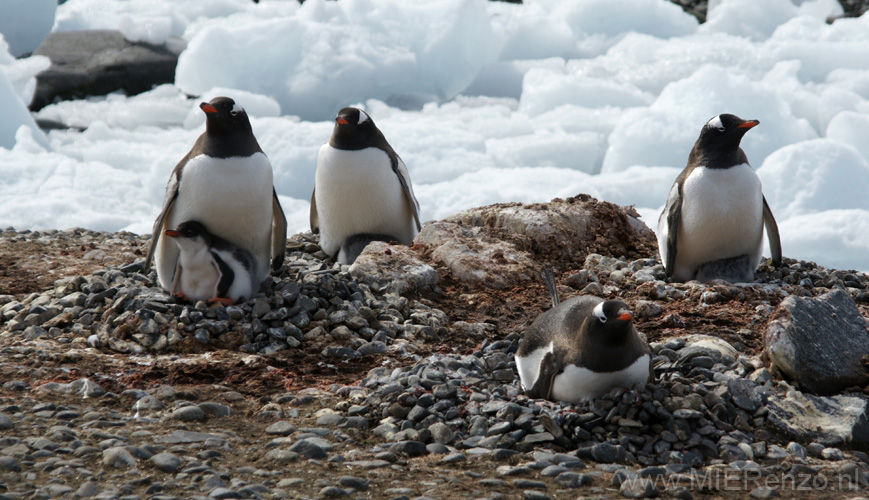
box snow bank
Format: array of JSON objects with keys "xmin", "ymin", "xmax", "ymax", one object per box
[{"xmin": 0, "ymin": 0, "xmax": 866, "ymax": 272}]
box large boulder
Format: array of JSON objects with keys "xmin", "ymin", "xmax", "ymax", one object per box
[
  {"xmin": 767, "ymin": 389, "xmax": 869, "ymax": 449},
  {"xmin": 414, "ymin": 195, "xmax": 657, "ymax": 289},
  {"xmin": 765, "ymin": 289, "xmax": 869, "ymax": 395},
  {"xmin": 30, "ymin": 30, "xmax": 185, "ymax": 111}
]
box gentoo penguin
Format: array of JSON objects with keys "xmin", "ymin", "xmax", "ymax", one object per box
[
  {"xmin": 164, "ymin": 220, "xmax": 256, "ymax": 305},
  {"xmin": 657, "ymin": 114, "xmax": 782, "ymax": 282},
  {"xmin": 145, "ymin": 96, "xmax": 287, "ymax": 291},
  {"xmin": 310, "ymin": 107, "xmax": 421, "ymax": 265},
  {"xmin": 515, "ymin": 269, "xmax": 653, "ymax": 403}
]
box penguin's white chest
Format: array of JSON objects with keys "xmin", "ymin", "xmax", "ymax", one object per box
[
  {"xmin": 675, "ymin": 164, "xmax": 764, "ymax": 279},
  {"xmin": 550, "ymin": 354, "xmax": 651, "ymax": 404},
  {"xmin": 173, "ymin": 245, "xmax": 220, "ymax": 301},
  {"xmin": 170, "ymin": 153, "xmax": 273, "ymax": 271},
  {"xmin": 315, "ymin": 145, "xmax": 416, "ymax": 257}
]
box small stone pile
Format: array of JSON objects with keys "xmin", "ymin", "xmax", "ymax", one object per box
[{"xmin": 1, "ymin": 232, "xmax": 455, "ymax": 361}]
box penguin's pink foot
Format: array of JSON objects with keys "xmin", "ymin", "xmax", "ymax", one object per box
[
  {"xmin": 208, "ymin": 297, "xmax": 235, "ymax": 307},
  {"xmin": 173, "ymin": 292, "xmax": 190, "ymax": 303}
]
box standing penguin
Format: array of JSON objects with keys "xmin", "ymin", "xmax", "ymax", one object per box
[
  {"xmin": 657, "ymin": 114, "xmax": 782, "ymax": 282},
  {"xmin": 164, "ymin": 220, "xmax": 256, "ymax": 306},
  {"xmin": 310, "ymin": 107, "xmax": 421, "ymax": 265},
  {"xmin": 515, "ymin": 270, "xmax": 652, "ymax": 403},
  {"xmin": 145, "ymin": 96, "xmax": 287, "ymax": 290}
]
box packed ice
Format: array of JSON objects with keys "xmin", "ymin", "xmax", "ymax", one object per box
[{"xmin": 0, "ymin": 0, "xmax": 867, "ymax": 272}]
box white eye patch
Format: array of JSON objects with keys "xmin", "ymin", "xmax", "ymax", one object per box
[
  {"xmin": 231, "ymin": 103, "xmax": 244, "ymax": 114},
  {"xmin": 593, "ymin": 301, "xmax": 607, "ymax": 323},
  {"xmin": 707, "ymin": 115, "xmax": 724, "ymax": 131},
  {"xmin": 357, "ymin": 110, "xmax": 370, "ymax": 124}
]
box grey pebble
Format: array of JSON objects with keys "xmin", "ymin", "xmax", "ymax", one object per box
[
  {"xmin": 167, "ymin": 405, "xmax": 206, "ymax": 421},
  {"xmin": 264, "ymin": 449, "xmax": 300, "ymax": 463},
  {"xmin": 512, "ymin": 479, "xmax": 546, "ymax": 489},
  {"xmin": 209, "ymin": 487, "xmax": 243, "ymax": 499},
  {"xmin": 198, "ymin": 402, "xmax": 235, "ymax": 417},
  {"xmin": 0, "ymin": 456, "xmax": 21, "ymax": 472},
  {"xmin": 338, "ymin": 476, "xmax": 369, "ymax": 491},
  {"xmin": 75, "ymin": 482, "xmax": 100, "ymax": 498},
  {"xmin": 103, "ymin": 447, "xmax": 137, "ymax": 469},
  {"xmin": 289, "ymin": 439, "xmax": 328, "ymax": 459},
  {"xmin": 749, "ymin": 486, "xmax": 778, "ymax": 499},
  {"xmin": 389, "ymin": 440, "xmax": 428, "ymax": 457},
  {"xmin": 619, "ymin": 477, "xmax": 658, "ymax": 498},
  {"xmin": 150, "ymin": 452, "xmax": 181, "ymax": 473},
  {"xmin": 265, "ymin": 420, "xmax": 297, "ymax": 436},
  {"xmin": 554, "ymin": 472, "xmax": 592, "ymax": 488},
  {"xmin": 440, "ymin": 452, "xmax": 466, "ymax": 463},
  {"xmin": 522, "ymin": 491, "xmax": 552, "ymax": 500}
]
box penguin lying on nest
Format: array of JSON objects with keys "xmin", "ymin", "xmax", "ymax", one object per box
[{"xmin": 515, "ymin": 269, "xmax": 653, "ymax": 403}]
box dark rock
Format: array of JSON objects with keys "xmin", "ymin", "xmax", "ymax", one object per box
[
  {"xmin": 389, "ymin": 441, "xmax": 428, "ymax": 457},
  {"xmin": 31, "ymin": 30, "xmax": 186, "ymax": 111},
  {"xmin": 765, "ymin": 289, "xmax": 869, "ymax": 395},
  {"xmin": 288, "ymin": 439, "xmax": 328, "ymax": 459}
]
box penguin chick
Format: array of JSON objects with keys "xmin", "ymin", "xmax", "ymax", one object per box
[
  {"xmin": 310, "ymin": 107, "xmax": 421, "ymax": 265},
  {"xmin": 164, "ymin": 220, "xmax": 256, "ymax": 306},
  {"xmin": 657, "ymin": 113, "xmax": 782, "ymax": 282},
  {"xmin": 515, "ymin": 270, "xmax": 652, "ymax": 403},
  {"xmin": 146, "ymin": 96, "xmax": 287, "ymax": 290}
]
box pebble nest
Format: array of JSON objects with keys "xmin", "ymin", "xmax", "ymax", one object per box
[{"xmin": 2, "ymin": 226, "xmax": 869, "ymax": 500}]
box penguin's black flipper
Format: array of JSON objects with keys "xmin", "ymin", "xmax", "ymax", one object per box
[
  {"xmin": 526, "ymin": 351, "xmax": 561, "ymax": 401},
  {"xmin": 391, "ymin": 156, "xmax": 422, "ymax": 232},
  {"xmin": 145, "ymin": 171, "xmax": 181, "ymax": 273},
  {"xmin": 663, "ymin": 186, "xmax": 682, "ymax": 278},
  {"xmin": 271, "ymin": 188, "xmax": 287, "ymax": 272},
  {"xmin": 309, "ymin": 189, "xmax": 319, "ymax": 234},
  {"xmin": 762, "ymin": 196, "xmax": 782, "ymax": 267},
  {"xmin": 211, "ymin": 250, "xmax": 236, "ymax": 299}
]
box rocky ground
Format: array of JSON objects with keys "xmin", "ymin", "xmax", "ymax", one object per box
[{"xmin": 2, "ymin": 198, "xmax": 869, "ymax": 500}]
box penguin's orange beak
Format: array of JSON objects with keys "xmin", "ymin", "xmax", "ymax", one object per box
[
  {"xmin": 336, "ymin": 117, "xmax": 350, "ymax": 125},
  {"xmin": 200, "ymin": 103, "xmax": 218, "ymax": 114},
  {"xmin": 617, "ymin": 311, "xmax": 633, "ymax": 321},
  {"xmin": 737, "ymin": 120, "xmax": 759, "ymax": 129},
  {"xmin": 164, "ymin": 229, "xmax": 181, "ymax": 237}
]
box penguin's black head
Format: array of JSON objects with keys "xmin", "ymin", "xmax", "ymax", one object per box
[
  {"xmin": 201, "ymin": 96, "xmax": 253, "ymax": 136},
  {"xmin": 165, "ymin": 220, "xmax": 210, "ymax": 244},
  {"xmin": 588, "ymin": 300, "xmax": 635, "ymax": 342},
  {"xmin": 329, "ymin": 107, "xmax": 383, "ymax": 151},
  {"xmin": 691, "ymin": 113, "xmax": 758, "ymax": 168}
]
